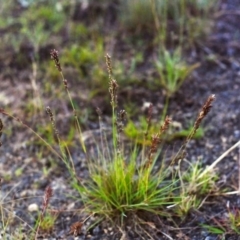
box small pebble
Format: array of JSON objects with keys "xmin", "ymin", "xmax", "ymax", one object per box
[
  {"xmin": 28, "ymin": 203, "xmax": 39, "ymax": 212},
  {"xmin": 204, "ymin": 236, "xmax": 217, "ymax": 240},
  {"xmin": 93, "ymin": 226, "xmax": 100, "ymax": 235},
  {"xmin": 67, "ymin": 202, "xmax": 75, "ymax": 210},
  {"xmin": 234, "ymin": 130, "xmax": 240, "ymax": 138}
]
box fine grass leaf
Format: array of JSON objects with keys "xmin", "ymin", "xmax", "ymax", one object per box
[{"xmin": 201, "ymin": 224, "xmax": 225, "ymax": 234}]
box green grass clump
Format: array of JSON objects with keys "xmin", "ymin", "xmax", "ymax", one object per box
[
  {"xmin": 76, "ymin": 147, "xmax": 176, "ymax": 220},
  {"xmin": 227, "ymin": 208, "xmax": 240, "ymax": 234},
  {"xmin": 61, "ymin": 39, "xmax": 104, "ymax": 77},
  {"xmin": 72, "ymin": 55, "xmax": 178, "ymax": 221},
  {"xmin": 35, "ymin": 211, "xmax": 57, "ymax": 234}
]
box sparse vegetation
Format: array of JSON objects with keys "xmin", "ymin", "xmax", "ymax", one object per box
[
  {"xmin": 0, "ymin": 0, "xmax": 240, "ymax": 239},
  {"xmin": 202, "ymin": 206, "xmax": 240, "ymax": 235},
  {"xmin": 120, "ymin": 0, "xmax": 219, "ymax": 43},
  {"xmin": 30, "ymin": 51, "xmax": 238, "ymax": 235}
]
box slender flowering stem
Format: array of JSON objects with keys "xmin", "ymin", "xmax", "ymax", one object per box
[
  {"xmin": 50, "ymin": 49, "xmax": 86, "ymax": 154},
  {"xmin": 105, "ymin": 53, "xmax": 119, "ymax": 154},
  {"xmin": 0, "ymin": 109, "xmax": 63, "ymax": 160},
  {"xmin": 170, "ymin": 95, "xmax": 215, "ymax": 166}
]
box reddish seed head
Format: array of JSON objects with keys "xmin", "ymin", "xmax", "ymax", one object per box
[
  {"xmin": 43, "ymin": 186, "xmax": 53, "ymax": 207},
  {"xmin": 50, "ymin": 49, "xmax": 62, "ymax": 72}
]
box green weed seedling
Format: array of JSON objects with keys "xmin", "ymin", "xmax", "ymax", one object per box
[
  {"xmin": 124, "ymin": 116, "xmax": 150, "ymax": 145},
  {"xmin": 61, "ymin": 39, "xmax": 104, "ymax": 77},
  {"xmin": 155, "ymin": 48, "xmax": 199, "ymax": 97},
  {"xmin": 167, "ymin": 124, "xmax": 204, "ymax": 141},
  {"xmin": 227, "ymin": 207, "xmax": 240, "ymax": 234},
  {"xmin": 60, "ymin": 41, "xmax": 141, "ymax": 98},
  {"xmin": 35, "ymin": 122, "xmax": 75, "ymax": 149},
  {"xmin": 124, "ymin": 116, "xmax": 204, "ymax": 145},
  {"xmin": 202, "ymin": 206, "xmax": 240, "ymax": 236},
  {"xmin": 35, "ymin": 211, "xmax": 58, "ymax": 234},
  {"xmin": 201, "ymin": 224, "xmax": 225, "ymax": 235},
  {"xmin": 69, "ymin": 23, "xmax": 88, "ymax": 41}
]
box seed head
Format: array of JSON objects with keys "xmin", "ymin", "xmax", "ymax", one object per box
[
  {"xmin": 146, "ymin": 116, "xmax": 171, "ymax": 168},
  {"xmin": 191, "ymin": 94, "xmax": 215, "ymax": 139},
  {"xmin": 105, "ymin": 53, "xmax": 113, "ymax": 77},
  {"xmin": 43, "ymin": 186, "xmax": 53, "ymax": 208},
  {"xmin": 109, "ymin": 79, "xmax": 118, "ymax": 108},
  {"xmin": 50, "ymin": 49, "xmax": 62, "ymax": 72}
]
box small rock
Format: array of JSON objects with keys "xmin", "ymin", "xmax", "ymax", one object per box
[
  {"xmin": 28, "ymin": 203, "xmax": 39, "ymax": 212},
  {"xmin": 141, "ymin": 101, "xmax": 152, "ymax": 112},
  {"xmin": 93, "ymin": 226, "xmax": 100, "ymax": 235},
  {"xmin": 204, "ymin": 236, "xmax": 217, "ymax": 240},
  {"xmin": 234, "ymin": 130, "xmax": 240, "ymax": 138},
  {"xmin": 67, "ymin": 202, "xmax": 75, "ymax": 210}
]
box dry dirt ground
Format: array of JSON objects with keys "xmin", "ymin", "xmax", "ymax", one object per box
[{"xmin": 0, "ymin": 0, "xmax": 240, "ymax": 239}]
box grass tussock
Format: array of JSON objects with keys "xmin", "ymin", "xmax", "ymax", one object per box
[
  {"xmin": 72, "ymin": 55, "xmax": 178, "ymax": 222},
  {"xmin": 48, "ymin": 51, "xmax": 219, "ymax": 226}
]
